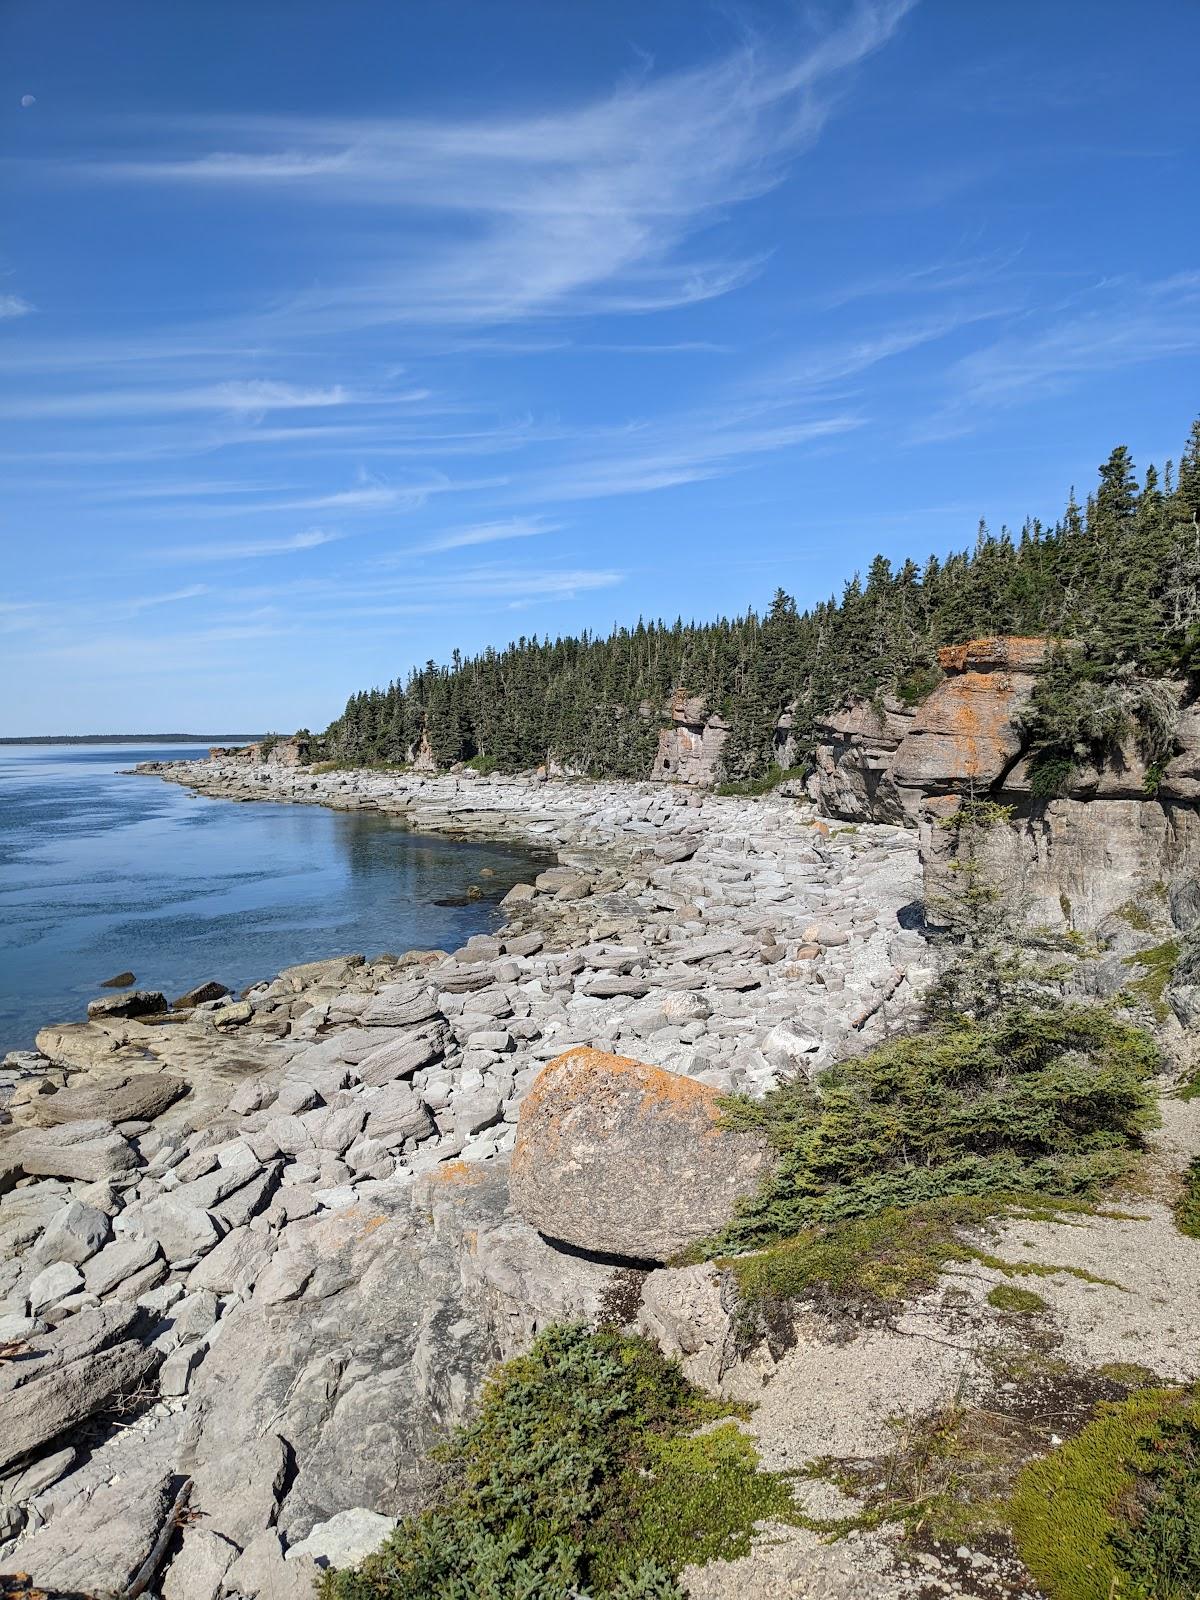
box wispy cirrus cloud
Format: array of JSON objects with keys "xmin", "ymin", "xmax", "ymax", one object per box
[
  {"xmin": 415, "ymin": 516, "xmax": 558, "ymax": 554},
  {"xmin": 950, "ymin": 272, "xmax": 1200, "ymax": 406},
  {"xmin": 0, "ymin": 294, "xmax": 33, "ymax": 319},
  {"xmin": 2, "ymin": 379, "xmax": 356, "ymax": 421},
  {"xmin": 518, "ymin": 409, "xmax": 861, "ymax": 503},
  {"xmin": 124, "ymin": 584, "xmax": 211, "ymax": 611},
  {"xmin": 155, "ymin": 527, "xmax": 343, "ymax": 562},
  {"xmin": 47, "ymin": 2, "xmax": 915, "ymax": 330}
]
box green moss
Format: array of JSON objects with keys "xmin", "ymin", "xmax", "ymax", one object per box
[
  {"xmin": 1113, "ymin": 901, "xmax": 1154, "ymax": 933},
  {"xmin": 713, "ymin": 1004, "xmax": 1159, "ymax": 1251},
  {"xmin": 317, "ymin": 1324, "xmax": 796, "ymax": 1600},
  {"xmin": 1173, "ymin": 1159, "xmax": 1200, "ymax": 1238},
  {"xmin": 1121, "ymin": 940, "xmax": 1180, "ymax": 1022},
  {"xmin": 1096, "ymin": 1363, "xmax": 1161, "ymax": 1389},
  {"xmin": 1008, "ymin": 1387, "xmax": 1200, "ymax": 1600},
  {"xmin": 987, "ymin": 1285, "xmax": 1050, "ymax": 1314}
]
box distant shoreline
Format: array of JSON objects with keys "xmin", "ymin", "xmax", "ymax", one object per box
[{"xmin": 0, "ymin": 734, "xmax": 265, "ymax": 746}]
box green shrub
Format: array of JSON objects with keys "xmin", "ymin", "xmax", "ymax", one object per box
[
  {"xmin": 1028, "ymin": 750, "xmax": 1076, "ymax": 799},
  {"xmin": 1018, "ymin": 647, "xmax": 1181, "ymax": 801},
  {"xmin": 713, "ymin": 1004, "xmax": 1159, "ymax": 1251},
  {"xmin": 465, "ymin": 753, "xmax": 498, "ymax": 774},
  {"xmin": 1008, "ymin": 1386, "xmax": 1200, "ymax": 1600},
  {"xmin": 895, "ymin": 664, "xmax": 943, "ymax": 706},
  {"xmin": 715, "ymin": 763, "xmax": 808, "ymax": 797},
  {"xmin": 1109, "ymin": 1414, "xmax": 1200, "ymax": 1597},
  {"xmin": 1174, "ymin": 1159, "xmax": 1200, "ymax": 1238},
  {"xmin": 317, "ymin": 1324, "xmax": 797, "ymax": 1600}
]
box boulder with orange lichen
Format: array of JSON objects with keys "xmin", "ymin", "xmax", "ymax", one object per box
[{"xmin": 509, "ymin": 1047, "xmax": 774, "ymax": 1263}]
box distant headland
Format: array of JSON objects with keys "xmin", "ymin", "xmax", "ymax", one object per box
[{"xmin": 0, "ymin": 734, "xmax": 265, "ymax": 745}]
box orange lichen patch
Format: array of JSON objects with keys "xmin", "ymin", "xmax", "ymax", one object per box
[
  {"xmin": 937, "ymin": 635, "xmax": 1053, "ymax": 675},
  {"xmin": 523, "ymin": 1046, "xmax": 722, "ymax": 1124},
  {"xmin": 810, "ymin": 819, "xmax": 831, "ymax": 838},
  {"xmin": 358, "ymin": 1215, "xmax": 386, "ymax": 1238},
  {"xmin": 898, "ymin": 666, "xmax": 1026, "ymax": 786},
  {"xmin": 948, "ymin": 671, "xmax": 1019, "ymax": 781},
  {"xmin": 430, "ymin": 1159, "xmax": 486, "ymax": 1186}
]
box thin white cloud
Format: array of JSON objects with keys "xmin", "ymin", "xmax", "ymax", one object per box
[
  {"xmin": 155, "ymin": 527, "xmax": 342, "ymax": 562},
  {"xmin": 410, "ymin": 516, "xmax": 559, "ymax": 555},
  {"xmin": 765, "ymin": 306, "xmax": 1014, "ymax": 392},
  {"xmin": 817, "ymin": 249, "xmax": 1027, "ymax": 309},
  {"xmin": 520, "ymin": 411, "xmax": 861, "ymax": 503},
  {"xmin": 0, "ymin": 294, "xmax": 33, "ymax": 319},
  {"xmin": 125, "ymin": 584, "xmax": 210, "ymax": 611},
  {"xmin": 950, "ymin": 273, "xmax": 1200, "ymax": 408},
  {"xmin": 4, "ymin": 379, "xmax": 354, "ymax": 421}
]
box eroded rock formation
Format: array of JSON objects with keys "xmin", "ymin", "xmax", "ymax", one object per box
[{"xmin": 814, "ymin": 636, "xmax": 1200, "ymax": 933}]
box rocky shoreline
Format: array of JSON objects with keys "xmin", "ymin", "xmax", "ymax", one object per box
[
  {"xmin": 2, "ymin": 758, "xmax": 1198, "ymax": 1599},
  {"xmin": 0, "ymin": 760, "xmax": 939, "ymax": 1596}
]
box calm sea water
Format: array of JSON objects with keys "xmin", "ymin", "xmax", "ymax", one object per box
[{"xmin": 0, "ymin": 744, "xmax": 545, "ymax": 1055}]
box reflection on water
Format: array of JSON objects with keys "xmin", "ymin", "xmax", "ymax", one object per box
[{"xmin": 0, "ymin": 744, "xmax": 546, "ymax": 1053}]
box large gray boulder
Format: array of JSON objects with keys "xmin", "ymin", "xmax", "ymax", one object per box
[{"xmin": 509, "ymin": 1048, "xmax": 773, "ymax": 1263}]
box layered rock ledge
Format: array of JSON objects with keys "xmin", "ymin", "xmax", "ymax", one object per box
[{"xmin": 813, "ymin": 636, "xmax": 1200, "ymax": 933}]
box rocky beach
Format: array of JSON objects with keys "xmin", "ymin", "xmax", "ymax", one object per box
[{"xmin": 0, "ymin": 755, "xmax": 1197, "ymax": 1598}]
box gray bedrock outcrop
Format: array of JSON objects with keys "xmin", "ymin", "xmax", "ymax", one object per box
[{"xmin": 0, "ymin": 767, "xmax": 930, "ymax": 1594}]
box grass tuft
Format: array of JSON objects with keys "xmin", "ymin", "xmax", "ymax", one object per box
[
  {"xmin": 1173, "ymin": 1158, "xmax": 1200, "ymax": 1238},
  {"xmin": 987, "ymin": 1284, "xmax": 1050, "ymax": 1315}
]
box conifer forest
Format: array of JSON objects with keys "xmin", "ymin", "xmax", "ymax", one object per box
[{"xmin": 321, "ymin": 419, "xmax": 1200, "ymax": 781}]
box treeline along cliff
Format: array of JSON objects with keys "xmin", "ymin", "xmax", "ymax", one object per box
[{"xmin": 320, "ymin": 419, "xmax": 1200, "ymax": 781}]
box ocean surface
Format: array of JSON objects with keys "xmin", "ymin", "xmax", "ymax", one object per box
[{"xmin": 0, "ymin": 744, "xmax": 546, "ymax": 1055}]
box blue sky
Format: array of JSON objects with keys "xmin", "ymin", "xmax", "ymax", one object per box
[{"xmin": 2, "ymin": 0, "xmax": 1198, "ymax": 735}]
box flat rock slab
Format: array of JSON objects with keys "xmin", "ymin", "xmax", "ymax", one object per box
[
  {"xmin": 86, "ymin": 989, "xmax": 167, "ymax": 1019},
  {"xmin": 510, "ymin": 1047, "xmax": 773, "ymax": 1263},
  {"xmin": 1, "ymin": 1337, "xmax": 161, "ymax": 1472},
  {"xmin": 8, "ymin": 1119, "xmax": 139, "ymax": 1182},
  {"xmin": 11, "ymin": 1462, "xmax": 175, "ymax": 1594},
  {"xmin": 26, "ymin": 1072, "xmax": 188, "ymax": 1128}
]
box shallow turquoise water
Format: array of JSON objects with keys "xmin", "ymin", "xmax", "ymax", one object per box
[{"xmin": 0, "ymin": 744, "xmax": 544, "ymax": 1054}]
